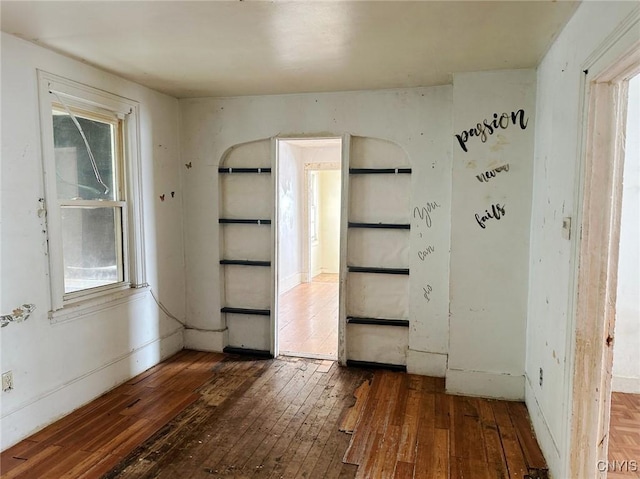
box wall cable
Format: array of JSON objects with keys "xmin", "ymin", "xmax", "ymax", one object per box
[{"xmin": 148, "ymin": 288, "xmax": 227, "ymax": 333}]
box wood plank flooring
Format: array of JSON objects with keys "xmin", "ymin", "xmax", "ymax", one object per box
[
  {"xmin": 1, "ymin": 351, "xmax": 551, "ymax": 479},
  {"xmin": 0, "ymin": 350, "xmax": 225, "ymax": 479},
  {"xmin": 341, "ymin": 371, "xmax": 548, "ymax": 479},
  {"xmin": 278, "ymin": 274, "xmax": 339, "ymax": 359},
  {"xmin": 608, "ymin": 392, "xmax": 640, "ymax": 478}
]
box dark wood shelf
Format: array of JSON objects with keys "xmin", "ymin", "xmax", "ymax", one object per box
[
  {"xmin": 348, "ymin": 266, "xmax": 409, "ymax": 275},
  {"xmin": 221, "ymin": 307, "xmax": 271, "ymax": 316},
  {"xmin": 348, "ymin": 222, "xmax": 410, "ymax": 230},
  {"xmin": 223, "ymin": 346, "xmax": 273, "ymax": 358},
  {"xmin": 220, "ymin": 260, "xmax": 271, "ymax": 267},
  {"xmin": 347, "ymin": 317, "xmax": 409, "ymax": 327},
  {"xmin": 346, "ymin": 360, "xmax": 407, "ymax": 372},
  {"xmin": 349, "ymin": 168, "xmax": 411, "ymax": 174},
  {"xmin": 218, "ymin": 167, "xmax": 271, "ymax": 173},
  {"xmin": 218, "ymin": 218, "xmax": 271, "ymax": 225}
]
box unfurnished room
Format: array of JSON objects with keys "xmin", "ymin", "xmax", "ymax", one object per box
[{"xmin": 1, "ymin": 1, "xmax": 639, "ymax": 478}]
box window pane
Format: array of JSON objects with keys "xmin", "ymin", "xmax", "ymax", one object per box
[
  {"xmin": 53, "ymin": 111, "xmax": 116, "ymax": 201},
  {"xmin": 61, "ymin": 207, "xmax": 122, "ymax": 293}
]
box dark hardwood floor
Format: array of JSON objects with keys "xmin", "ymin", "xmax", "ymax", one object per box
[{"xmin": 0, "ymin": 350, "xmax": 549, "ymax": 479}]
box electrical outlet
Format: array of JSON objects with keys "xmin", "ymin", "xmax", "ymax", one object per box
[
  {"xmin": 539, "ymin": 367, "xmax": 544, "ymax": 387},
  {"xmin": 2, "ymin": 371, "xmax": 14, "ymax": 391}
]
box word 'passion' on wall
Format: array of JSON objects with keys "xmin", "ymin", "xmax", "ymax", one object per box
[{"xmin": 455, "ymin": 109, "xmax": 528, "ymax": 152}]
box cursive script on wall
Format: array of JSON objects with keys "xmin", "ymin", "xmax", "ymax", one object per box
[
  {"xmin": 455, "ymin": 110, "xmax": 528, "ymax": 153},
  {"xmin": 476, "ymin": 164, "xmax": 509, "ymax": 183},
  {"xmin": 414, "ymin": 202, "xmax": 441, "ymax": 228},
  {"xmin": 417, "ymin": 245, "xmax": 435, "ymax": 261},
  {"xmin": 423, "ymin": 285, "xmax": 433, "ymax": 302},
  {"xmin": 475, "ymin": 203, "xmax": 506, "ymax": 229}
]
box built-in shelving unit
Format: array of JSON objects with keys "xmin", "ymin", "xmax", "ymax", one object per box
[
  {"xmin": 345, "ymin": 138, "xmax": 412, "ymax": 369},
  {"xmin": 218, "ymin": 140, "xmax": 275, "ymax": 355}
]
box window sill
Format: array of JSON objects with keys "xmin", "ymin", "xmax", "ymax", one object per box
[{"xmin": 49, "ymin": 284, "xmax": 149, "ymax": 325}]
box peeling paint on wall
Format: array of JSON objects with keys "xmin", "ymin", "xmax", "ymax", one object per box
[{"xmin": 1, "ymin": 304, "xmax": 36, "ymax": 328}]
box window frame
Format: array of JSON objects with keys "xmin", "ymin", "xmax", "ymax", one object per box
[{"xmin": 38, "ymin": 71, "xmax": 146, "ymax": 316}]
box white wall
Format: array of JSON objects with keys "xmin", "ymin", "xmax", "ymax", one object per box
[
  {"xmin": 613, "ymin": 73, "xmax": 640, "ymax": 394},
  {"xmin": 180, "ymin": 86, "xmax": 454, "ymax": 370},
  {"xmin": 449, "ymin": 70, "xmax": 536, "ymax": 400},
  {"xmin": 277, "ymin": 142, "xmax": 304, "ymax": 293},
  {"xmin": 0, "ymin": 33, "xmax": 185, "ymax": 450},
  {"xmin": 180, "ymin": 76, "xmax": 537, "ymax": 394},
  {"xmin": 525, "ymin": 3, "xmax": 640, "ymax": 477},
  {"xmin": 318, "ymin": 170, "xmax": 341, "ymax": 274}
]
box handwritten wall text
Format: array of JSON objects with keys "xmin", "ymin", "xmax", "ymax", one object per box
[
  {"xmin": 455, "ymin": 110, "xmax": 528, "ymax": 153},
  {"xmin": 414, "ymin": 202, "xmax": 441, "ymax": 228},
  {"xmin": 476, "ymin": 164, "xmax": 509, "ymax": 183},
  {"xmin": 417, "ymin": 245, "xmax": 435, "ymax": 261},
  {"xmin": 423, "ymin": 285, "xmax": 433, "ymax": 302},
  {"xmin": 475, "ymin": 203, "xmax": 506, "ymax": 229}
]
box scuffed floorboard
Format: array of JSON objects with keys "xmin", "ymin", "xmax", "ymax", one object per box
[{"xmin": 104, "ymin": 354, "xmax": 370, "ymax": 479}]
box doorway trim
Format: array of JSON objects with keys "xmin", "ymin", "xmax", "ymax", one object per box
[
  {"xmin": 271, "ymin": 135, "xmax": 350, "ymax": 365},
  {"xmin": 568, "ymin": 27, "xmax": 640, "ymax": 479}
]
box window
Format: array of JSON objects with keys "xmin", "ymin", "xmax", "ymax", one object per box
[{"xmin": 38, "ymin": 72, "xmax": 145, "ymax": 314}]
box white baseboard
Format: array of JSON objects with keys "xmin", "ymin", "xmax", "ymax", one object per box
[
  {"xmin": 525, "ymin": 374, "xmax": 563, "ymax": 479},
  {"xmin": 612, "ymin": 375, "xmax": 640, "ymax": 393},
  {"xmin": 0, "ymin": 328, "xmax": 183, "ymax": 451},
  {"xmin": 184, "ymin": 328, "xmax": 227, "ymax": 352},
  {"xmin": 406, "ymin": 349, "xmax": 447, "ymax": 377},
  {"xmin": 446, "ymin": 368, "xmax": 525, "ymax": 400},
  {"xmin": 279, "ymin": 273, "xmax": 303, "ymax": 294},
  {"xmin": 320, "ymin": 267, "xmax": 338, "ymax": 275}
]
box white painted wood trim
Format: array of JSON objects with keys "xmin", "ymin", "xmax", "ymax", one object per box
[
  {"xmin": 525, "ymin": 375, "xmax": 563, "ymax": 475},
  {"xmin": 338, "ymin": 134, "xmax": 351, "ymax": 366},
  {"xmin": 569, "ymin": 26, "xmax": 639, "ymax": 479},
  {"xmin": 446, "ymin": 369, "xmax": 525, "ymax": 401},
  {"xmin": 611, "ymin": 376, "xmax": 640, "ymax": 394},
  {"xmin": 184, "ymin": 329, "xmax": 227, "ymax": 353},
  {"xmin": 302, "ymin": 168, "xmax": 311, "ymax": 283},
  {"xmin": 407, "ymin": 349, "xmax": 447, "ymax": 377},
  {"xmin": 270, "ymin": 137, "xmax": 279, "ymax": 358},
  {"xmin": 36, "ymin": 70, "xmax": 146, "ymax": 314},
  {"xmin": 279, "ymin": 273, "xmax": 303, "ymax": 295}
]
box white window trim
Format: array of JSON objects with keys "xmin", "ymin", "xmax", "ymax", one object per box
[{"xmin": 37, "ymin": 71, "xmax": 146, "ymax": 317}]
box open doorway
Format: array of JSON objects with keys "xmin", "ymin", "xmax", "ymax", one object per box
[
  {"xmin": 569, "ymin": 41, "xmax": 640, "ymax": 478},
  {"xmin": 607, "ymin": 72, "xmax": 639, "ymax": 477},
  {"xmin": 276, "ymin": 138, "xmax": 342, "ymax": 359}
]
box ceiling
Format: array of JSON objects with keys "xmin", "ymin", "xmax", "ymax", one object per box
[{"xmin": 0, "ymin": 1, "xmax": 579, "ymax": 99}]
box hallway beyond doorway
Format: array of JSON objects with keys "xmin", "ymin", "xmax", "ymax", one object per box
[{"xmin": 279, "ymin": 274, "xmax": 338, "ymax": 359}]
